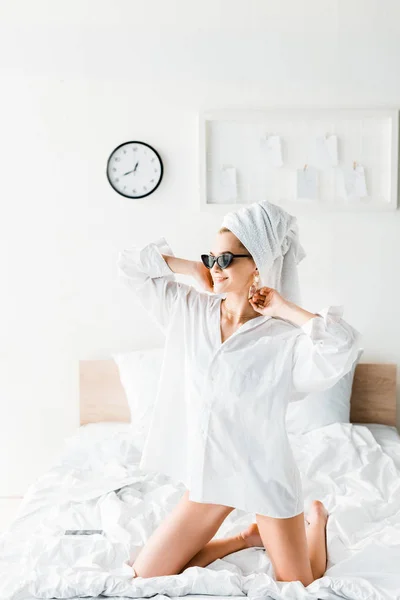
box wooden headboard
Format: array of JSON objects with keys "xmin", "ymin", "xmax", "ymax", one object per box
[{"xmin": 79, "ymin": 360, "xmax": 397, "ymax": 428}]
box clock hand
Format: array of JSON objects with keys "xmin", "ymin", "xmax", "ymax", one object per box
[{"xmin": 122, "ymin": 162, "xmax": 139, "ymax": 177}]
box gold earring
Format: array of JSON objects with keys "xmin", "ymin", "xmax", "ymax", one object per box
[{"xmin": 248, "ymin": 272, "xmax": 260, "ymax": 299}]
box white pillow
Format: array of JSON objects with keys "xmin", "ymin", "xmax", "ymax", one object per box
[
  {"xmin": 286, "ymin": 348, "xmax": 364, "ymax": 435},
  {"xmin": 112, "ymin": 348, "xmax": 164, "ymax": 451}
]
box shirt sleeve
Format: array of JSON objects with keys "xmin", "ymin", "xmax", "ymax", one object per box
[
  {"xmin": 289, "ymin": 305, "xmax": 363, "ymax": 402},
  {"xmin": 116, "ymin": 236, "xmax": 195, "ymax": 334}
]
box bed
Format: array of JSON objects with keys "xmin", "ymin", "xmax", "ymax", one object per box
[{"xmin": 0, "ymin": 359, "xmax": 398, "ymax": 600}]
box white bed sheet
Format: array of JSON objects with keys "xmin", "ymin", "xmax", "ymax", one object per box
[{"xmin": 1, "ymin": 420, "xmax": 400, "ymax": 600}]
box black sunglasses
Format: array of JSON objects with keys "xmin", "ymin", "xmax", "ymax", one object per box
[{"xmin": 200, "ymin": 252, "xmax": 251, "ymax": 270}]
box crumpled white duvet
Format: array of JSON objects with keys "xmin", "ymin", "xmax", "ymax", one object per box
[{"xmin": 1, "ymin": 421, "xmax": 400, "ymax": 600}]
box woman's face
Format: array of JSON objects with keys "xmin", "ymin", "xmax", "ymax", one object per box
[{"xmin": 209, "ymin": 231, "xmax": 258, "ymax": 294}]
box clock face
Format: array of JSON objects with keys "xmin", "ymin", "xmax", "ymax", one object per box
[{"xmin": 106, "ymin": 141, "xmax": 163, "ymax": 198}]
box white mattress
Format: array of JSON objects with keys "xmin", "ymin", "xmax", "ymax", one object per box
[{"xmin": 1, "ymin": 420, "xmax": 400, "ymax": 600}]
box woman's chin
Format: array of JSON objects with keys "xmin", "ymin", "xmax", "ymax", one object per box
[
  {"xmin": 213, "ymin": 281, "xmax": 229, "ymax": 291},
  {"xmin": 214, "ymin": 285, "xmax": 231, "ymax": 297}
]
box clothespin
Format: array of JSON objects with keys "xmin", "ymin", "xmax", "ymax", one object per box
[
  {"xmin": 303, "ymin": 163, "xmax": 308, "ymax": 171},
  {"xmin": 353, "ymin": 161, "xmax": 357, "ymax": 170}
]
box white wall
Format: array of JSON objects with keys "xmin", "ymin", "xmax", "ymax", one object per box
[{"xmin": 1, "ymin": 0, "xmax": 399, "ymax": 496}]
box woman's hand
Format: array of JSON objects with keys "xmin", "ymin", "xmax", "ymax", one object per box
[
  {"xmin": 249, "ymin": 287, "xmax": 319, "ymax": 325},
  {"xmin": 192, "ymin": 261, "xmax": 214, "ymax": 293},
  {"xmin": 248, "ymin": 286, "xmax": 286, "ymax": 317}
]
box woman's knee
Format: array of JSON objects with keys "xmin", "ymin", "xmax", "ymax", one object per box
[{"xmin": 275, "ymin": 570, "xmax": 314, "ymax": 586}]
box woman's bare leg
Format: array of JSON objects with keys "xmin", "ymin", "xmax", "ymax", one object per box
[
  {"xmin": 254, "ymin": 499, "xmax": 329, "ymax": 586},
  {"xmin": 131, "ymin": 490, "xmax": 235, "ymax": 578},
  {"xmin": 131, "ymin": 496, "xmax": 328, "ymax": 580},
  {"xmin": 181, "ymin": 514, "xmax": 270, "ymax": 570},
  {"xmin": 181, "ymin": 533, "xmax": 247, "ymax": 570},
  {"xmin": 180, "ymin": 501, "xmax": 328, "ymax": 572},
  {"xmin": 304, "ymin": 500, "xmax": 329, "ymax": 579}
]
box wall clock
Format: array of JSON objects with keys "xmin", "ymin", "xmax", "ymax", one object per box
[{"xmin": 106, "ymin": 140, "xmax": 163, "ymax": 198}]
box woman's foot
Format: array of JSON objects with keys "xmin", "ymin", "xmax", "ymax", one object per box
[
  {"xmin": 239, "ymin": 522, "xmax": 263, "ymax": 548},
  {"xmin": 240, "ymin": 501, "xmax": 329, "ymax": 550}
]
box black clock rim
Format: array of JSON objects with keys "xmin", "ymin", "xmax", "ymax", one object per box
[{"xmin": 106, "ymin": 140, "xmax": 164, "ymax": 199}]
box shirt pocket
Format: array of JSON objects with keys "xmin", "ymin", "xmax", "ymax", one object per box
[
  {"xmin": 226, "ymin": 337, "xmax": 290, "ymax": 398},
  {"xmin": 221, "ymin": 350, "xmax": 272, "ymax": 399}
]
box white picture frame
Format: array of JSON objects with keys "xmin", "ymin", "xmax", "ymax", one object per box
[{"xmin": 198, "ymin": 107, "xmax": 399, "ymax": 213}]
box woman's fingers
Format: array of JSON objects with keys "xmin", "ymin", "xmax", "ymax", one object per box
[
  {"xmin": 253, "ymin": 292, "xmax": 265, "ymax": 301},
  {"xmin": 254, "ymin": 287, "xmax": 272, "ymax": 300},
  {"xmin": 249, "ymin": 298, "xmax": 262, "ymax": 312},
  {"xmin": 253, "ymin": 291, "xmax": 268, "ymax": 307},
  {"xmin": 251, "ymin": 295, "xmax": 264, "ymax": 306}
]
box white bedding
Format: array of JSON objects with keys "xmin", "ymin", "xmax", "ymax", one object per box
[{"xmin": 1, "ymin": 421, "xmax": 400, "ymax": 600}]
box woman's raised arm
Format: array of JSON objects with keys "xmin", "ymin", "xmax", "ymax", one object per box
[
  {"xmin": 287, "ymin": 305, "xmax": 363, "ymax": 402},
  {"xmin": 117, "ymin": 236, "xmax": 201, "ymax": 334}
]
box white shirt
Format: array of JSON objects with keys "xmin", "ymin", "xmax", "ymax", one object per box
[{"xmin": 117, "ymin": 236, "xmax": 362, "ymax": 518}]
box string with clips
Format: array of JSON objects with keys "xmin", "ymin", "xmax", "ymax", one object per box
[{"xmin": 302, "ymin": 161, "xmax": 358, "ymax": 170}]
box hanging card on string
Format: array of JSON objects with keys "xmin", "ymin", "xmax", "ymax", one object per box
[
  {"xmin": 260, "ymin": 135, "xmax": 283, "ymax": 167},
  {"xmin": 336, "ymin": 163, "xmax": 368, "ymax": 199},
  {"xmin": 296, "ymin": 165, "xmax": 318, "ymax": 200},
  {"xmin": 313, "ymin": 134, "xmax": 338, "ymax": 168},
  {"xmin": 220, "ymin": 166, "xmax": 238, "ymax": 201}
]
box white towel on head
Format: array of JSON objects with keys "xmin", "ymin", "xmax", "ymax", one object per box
[{"xmin": 220, "ymin": 200, "xmax": 306, "ymax": 305}]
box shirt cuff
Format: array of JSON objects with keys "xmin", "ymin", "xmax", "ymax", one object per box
[
  {"xmin": 139, "ymin": 236, "xmax": 177, "ymax": 279},
  {"xmin": 300, "ymin": 305, "xmax": 344, "ymax": 336}
]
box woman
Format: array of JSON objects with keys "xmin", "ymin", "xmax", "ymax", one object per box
[{"xmin": 117, "ymin": 201, "xmax": 361, "ymax": 586}]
